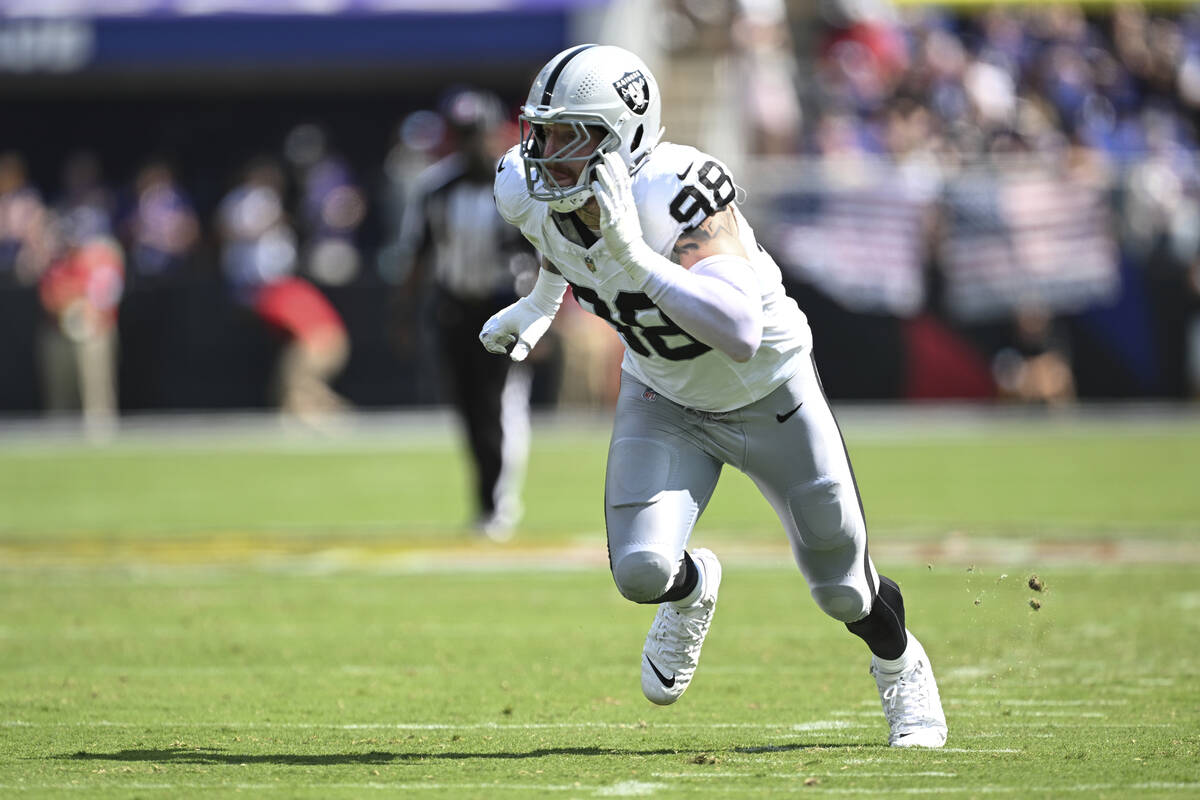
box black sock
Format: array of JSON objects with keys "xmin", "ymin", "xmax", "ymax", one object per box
[
  {"xmin": 649, "ymin": 551, "xmax": 698, "ymax": 604},
  {"xmin": 845, "ymin": 575, "xmax": 908, "ymax": 660}
]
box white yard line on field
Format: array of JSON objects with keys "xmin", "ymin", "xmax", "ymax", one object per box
[
  {"xmin": 594, "ymin": 782, "xmax": 667, "ymax": 796},
  {"xmin": 781, "ymin": 787, "xmax": 1133, "ymax": 795},
  {"xmin": 952, "ymin": 711, "xmax": 1107, "ymax": 718},
  {"xmin": 948, "ymin": 698, "xmax": 1130, "ymax": 706},
  {"xmin": 0, "ymin": 720, "xmax": 855, "ymax": 731},
  {"xmin": 0, "ymin": 786, "xmax": 597, "ymax": 796},
  {"xmin": 3, "ymin": 536, "xmax": 1199, "ymax": 572},
  {"xmin": 653, "ymin": 771, "xmax": 960, "ymax": 779},
  {"xmin": 836, "ymin": 708, "xmax": 1109, "ymax": 718},
  {"xmin": 3, "ymin": 780, "xmax": 1195, "ymax": 795},
  {"xmin": 957, "ymin": 732, "xmax": 1057, "ymax": 739},
  {"xmin": 8, "ymin": 717, "xmax": 1180, "ymax": 734},
  {"xmin": 790, "ymin": 720, "xmax": 866, "ymax": 731}
]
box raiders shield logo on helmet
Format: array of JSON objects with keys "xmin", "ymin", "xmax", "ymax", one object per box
[{"xmin": 613, "ymin": 70, "xmax": 650, "ymax": 115}]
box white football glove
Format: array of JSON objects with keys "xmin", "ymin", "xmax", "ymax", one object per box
[
  {"xmin": 479, "ymin": 298, "xmax": 553, "ymax": 362},
  {"xmin": 479, "ymin": 268, "xmax": 567, "ymax": 361},
  {"xmin": 591, "ymin": 151, "xmax": 652, "ymax": 269}
]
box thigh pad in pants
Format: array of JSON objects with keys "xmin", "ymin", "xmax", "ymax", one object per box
[{"xmin": 787, "ymin": 476, "xmax": 862, "ymax": 551}]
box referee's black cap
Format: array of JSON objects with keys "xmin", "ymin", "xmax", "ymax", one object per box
[{"xmin": 440, "ymin": 88, "xmax": 506, "ymax": 135}]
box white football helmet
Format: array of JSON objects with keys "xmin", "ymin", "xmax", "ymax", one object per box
[{"xmin": 519, "ymin": 44, "xmax": 663, "ymax": 213}]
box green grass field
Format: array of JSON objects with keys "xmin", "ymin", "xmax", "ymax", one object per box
[{"xmin": 1, "ymin": 411, "xmax": 1198, "ymax": 797}]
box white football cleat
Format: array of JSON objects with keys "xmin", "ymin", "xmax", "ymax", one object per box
[
  {"xmin": 475, "ymin": 513, "xmax": 515, "ymax": 542},
  {"xmin": 871, "ymin": 633, "xmax": 948, "ymax": 748},
  {"xmin": 641, "ymin": 548, "xmax": 722, "ymax": 705},
  {"xmin": 475, "ymin": 496, "xmax": 521, "ymax": 543}
]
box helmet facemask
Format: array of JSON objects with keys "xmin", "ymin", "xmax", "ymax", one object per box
[{"xmin": 519, "ymin": 115, "xmax": 619, "ymax": 213}]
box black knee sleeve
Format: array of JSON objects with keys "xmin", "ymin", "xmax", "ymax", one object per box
[{"xmin": 845, "ymin": 575, "xmax": 908, "ymax": 660}]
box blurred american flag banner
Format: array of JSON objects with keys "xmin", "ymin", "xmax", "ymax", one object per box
[
  {"xmin": 938, "ymin": 160, "xmax": 1120, "ymax": 323},
  {"xmin": 745, "ymin": 157, "xmax": 937, "ymax": 318},
  {"xmin": 745, "ymin": 155, "xmax": 1121, "ymax": 323}
]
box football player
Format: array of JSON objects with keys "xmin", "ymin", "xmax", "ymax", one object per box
[{"xmin": 480, "ymin": 44, "xmax": 947, "ymax": 747}]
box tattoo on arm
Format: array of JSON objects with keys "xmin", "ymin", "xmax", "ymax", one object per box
[{"xmin": 671, "ymin": 206, "xmax": 743, "ymax": 263}]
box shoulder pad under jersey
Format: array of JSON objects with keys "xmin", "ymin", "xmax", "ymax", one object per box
[
  {"xmin": 493, "ymin": 145, "xmax": 536, "ymax": 226},
  {"xmin": 633, "ymin": 143, "xmax": 741, "ymax": 258}
]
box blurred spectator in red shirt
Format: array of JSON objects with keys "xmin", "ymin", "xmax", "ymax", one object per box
[
  {"xmin": 37, "ymin": 151, "xmax": 124, "ymax": 440},
  {"xmin": 818, "ymin": 0, "xmax": 910, "ymax": 114},
  {"xmin": 37, "ymin": 224, "xmax": 124, "ymax": 440},
  {"xmin": 218, "ymin": 157, "xmax": 350, "ymax": 425}
]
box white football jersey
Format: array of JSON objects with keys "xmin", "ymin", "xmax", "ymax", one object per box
[{"xmin": 495, "ymin": 142, "xmax": 811, "ymax": 412}]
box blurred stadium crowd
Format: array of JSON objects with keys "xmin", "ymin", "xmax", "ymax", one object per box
[
  {"xmin": 1, "ymin": 0, "xmax": 1199, "ymax": 431},
  {"xmin": 652, "ymin": 0, "xmax": 1200, "ymax": 403},
  {"xmin": 807, "ymin": 1, "xmax": 1200, "ymax": 162}
]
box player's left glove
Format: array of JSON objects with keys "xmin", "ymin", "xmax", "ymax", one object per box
[{"xmin": 592, "ymin": 151, "xmax": 655, "ymax": 271}]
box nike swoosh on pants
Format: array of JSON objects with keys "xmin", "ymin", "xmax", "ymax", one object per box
[{"xmin": 775, "ymin": 403, "xmax": 802, "ymax": 423}]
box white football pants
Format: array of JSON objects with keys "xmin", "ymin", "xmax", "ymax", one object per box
[{"xmin": 605, "ymin": 355, "xmax": 880, "ymax": 623}]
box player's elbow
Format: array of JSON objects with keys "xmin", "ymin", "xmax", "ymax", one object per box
[
  {"xmin": 723, "ymin": 309, "xmax": 762, "ymax": 362},
  {"xmin": 725, "ymin": 330, "xmax": 761, "ymax": 362},
  {"xmin": 728, "ymin": 345, "xmax": 756, "ymax": 363}
]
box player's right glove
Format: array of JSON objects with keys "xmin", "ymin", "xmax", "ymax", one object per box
[
  {"xmin": 479, "ymin": 268, "xmax": 568, "ymax": 362},
  {"xmin": 479, "ymin": 299, "xmax": 551, "ymax": 362}
]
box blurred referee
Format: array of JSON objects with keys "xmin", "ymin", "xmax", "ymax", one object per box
[{"xmin": 398, "ymin": 88, "xmax": 539, "ymax": 540}]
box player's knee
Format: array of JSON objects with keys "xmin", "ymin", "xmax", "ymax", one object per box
[
  {"xmin": 811, "ymin": 583, "xmax": 872, "ymax": 623},
  {"xmin": 612, "ymin": 550, "xmax": 675, "ymax": 603}
]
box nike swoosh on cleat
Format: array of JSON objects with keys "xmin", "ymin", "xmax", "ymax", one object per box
[
  {"xmin": 676, "ymin": 163, "xmax": 692, "ymax": 181},
  {"xmin": 775, "ymin": 403, "xmax": 802, "ymax": 423},
  {"xmin": 645, "ymin": 656, "xmax": 676, "ymax": 688}
]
